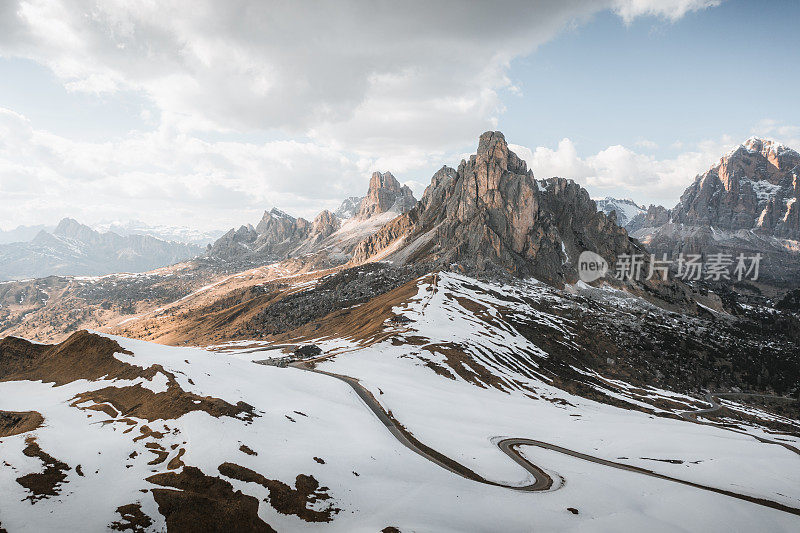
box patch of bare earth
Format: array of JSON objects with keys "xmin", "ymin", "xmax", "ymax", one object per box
[
  {"xmin": 70, "ymin": 380, "xmax": 256, "ymax": 423},
  {"xmin": 0, "ymin": 330, "xmax": 257, "ymax": 423},
  {"xmin": 109, "ymin": 503, "xmax": 154, "ymax": 532},
  {"xmin": 146, "ymin": 466, "xmax": 277, "ymax": 533},
  {"xmin": 218, "ymin": 462, "xmax": 341, "ymax": 522},
  {"xmin": 0, "ymin": 410, "xmax": 44, "ymax": 438},
  {"xmin": 15, "ymin": 436, "xmax": 71, "ymax": 502}
]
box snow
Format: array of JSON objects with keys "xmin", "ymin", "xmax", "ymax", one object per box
[
  {"xmin": 593, "ymin": 197, "xmax": 646, "ymax": 226},
  {"xmin": 741, "ymin": 178, "xmax": 784, "ymax": 204},
  {"xmin": 2, "ymin": 272, "xmax": 799, "ymax": 531}
]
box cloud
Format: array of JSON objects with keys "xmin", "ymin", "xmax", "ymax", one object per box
[
  {"xmin": 0, "ymin": 1, "xmax": 724, "ymax": 229},
  {"xmin": 510, "ymin": 134, "xmax": 739, "ymax": 207},
  {"xmin": 0, "ymin": 107, "xmax": 372, "ymax": 230},
  {"xmin": 614, "ymin": 0, "xmax": 722, "ymax": 24},
  {"xmin": 751, "ymin": 119, "xmax": 800, "ymax": 148},
  {"xmin": 0, "ymin": 1, "xmax": 719, "ymax": 157}
]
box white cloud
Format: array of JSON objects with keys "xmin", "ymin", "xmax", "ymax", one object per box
[
  {"xmin": 0, "ymin": 0, "xmax": 724, "ymax": 229},
  {"xmin": 510, "ymin": 134, "xmax": 739, "ymax": 207},
  {"xmin": 751, "ymin": 119, "xmax": 800, "ymax": 148},
  {"xmin": 614, "ymin": 0, "xmax": 722, "ymax": 24},
  {"xmin": 0, "ymin": 1, "xmax": 720, "ymax": 158},
  {"xmin": 0, "ymin": 107, "xmax": 373, "ymax": 230}
]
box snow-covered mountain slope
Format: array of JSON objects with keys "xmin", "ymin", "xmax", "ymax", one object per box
[
  {"xmin": 593, "ymin": 197, "xmax": 646, "ymax": 228},
  {"xmin": 2, "ymin": 273, "xmax": 798, "ymax": 531}
]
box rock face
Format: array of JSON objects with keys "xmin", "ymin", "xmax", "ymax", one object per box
[
  {"xmin": 356, "ymin": 172, "xmax": 417, "ymax": 219},
  {"xmin": 627, "ymin": 205, "xmax": 671, "ymax": 234},
  {"xmin": 353, "ymin": 131, "xmax": 661, "ymax": 289},
  {"xmin": 0, "ymin": 218, "xmax": 202, "ymax": 281},
  {"xmin": 628, "ymin": 138, "xmax": 800, "ymax": 284},
  {"xmin": 207, "ymin": 209, "xmax": 311, "ymax": 263},
  {"xmin": 673, "ymin": 138, "xmax": 800, "ymax": 239},
  {"xmin": 594, "ymin": 198, "xmax": 646, "ymax": 229},
  {"xmin": 334, "ymin": 197, "xmax": 363, "ymax": 220},
  {"xmin": 308, "ymin": 210, "xmax": 341, "ymax": 243}
]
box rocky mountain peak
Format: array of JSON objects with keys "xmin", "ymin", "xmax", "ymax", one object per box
[
  {"xmin": 472, "ymin": 130, "xmax": 528, "ymax": 176},
  {"xmin": 357, "ymin": 171, "xmax": 417, "ymax": 219},
  {"xmin": 352, "ymin": 131, "xmax": 677, "ymax": 297},
  {"xmin": 266, "ymin": 207, "xmax": 295, "ymax": 221},
  {"xmin": 673, "ymin": 137, "xmax": 800, "ymax": 239},
  {"xmin": 334, "ymin": 196, "xmax": 363, "ymax": 219},
  {"xmin": 53, "ymin": 218, "xmax": 94, "ymax": 240},
  {"xmin": 594, "ymin": 198, "xmax": 647, "ymax": 229},
  {"xmin": 310, "ymin": 210, "xmax": 341, "ymax": 241}
]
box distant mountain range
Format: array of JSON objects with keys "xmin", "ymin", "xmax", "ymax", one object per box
[
  {"xmin": 0, "ymin": 220, "xmax": 223, "ymax": 246},
  {"xmin": 206, "ymin": 171, "xmax": 418, "ymax": 267},
  {"xmin": 0, "ymin": 219, "xmax": 203, "ymax": 281},
  {"xmin": 91, "ymin": 220, "xmax": 225, "ymax": 246},
  {"xmin": 0, "ymin": 224, "xmax": 54, "ymax": 245}
]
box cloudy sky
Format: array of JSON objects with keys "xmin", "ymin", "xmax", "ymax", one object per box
[{"xmin": 1, "ymin": 0, "xmax": 798, "ymax": 232}]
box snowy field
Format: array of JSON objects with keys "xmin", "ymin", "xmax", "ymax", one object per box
[{"xmin": 1, "ymin": 272, "xmax": 798, "ymax": 531}]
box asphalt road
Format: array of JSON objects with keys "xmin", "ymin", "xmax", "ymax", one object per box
[{"xmin": 288, "ymin": 360, "xmax": 800, "ymax": 515}]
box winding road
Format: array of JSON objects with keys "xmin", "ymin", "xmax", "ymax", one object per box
[
  {"xmin": 284, "ymin": 359, "xmax": 800, "ymax": 516},
  {"xmin": 680, "ymin": 392, "xmax": 800, "ymax": 456}
]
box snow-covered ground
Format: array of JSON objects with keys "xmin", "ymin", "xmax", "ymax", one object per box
[{"xmin": 1, "ymin": 272, "xmax": 799, "ymax": 531}]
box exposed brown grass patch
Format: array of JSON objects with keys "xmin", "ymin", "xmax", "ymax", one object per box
[
  {"xmin": 15, "ymin": 436, "xmax": 71, "ymax": 502},
  {"xmin": 70, "ymin": 380, "xmax": 256, "ymax": 423},
  {"xmin": 147, "ymin": 466, "xmax": 276, "ymax": 533},
  {"xmin": 0, "ymin": 330, "xmax": 153, "ymax": 386},
  {"xmin": 168, "ymin": 449, "xmax": 186, "ymax": 470},
  {"xmin": 239, "ymin": 444, "xmax": 258, "ymax": 456},
  {"xmin": 218, "ymin": 462, "xmax": 340, "ymax": 522},
  {"xmin": 0, "ymin": 410, "xmax": 44, "ymax": 438},
  {"xmin": 109, "ymin": 503, "xmax": 153, "ymax": 532},
  {"xmin": 421, "ymin": 342, "xmax": 509, "ymax": 391}
]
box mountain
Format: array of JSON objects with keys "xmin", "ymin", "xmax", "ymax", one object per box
[
  {"xmin": 206, "ymin": 173, "xmax": 417, "ymax": 266},
  {"xmin": 92, "ymin": 220, "xmax": 225, "ymax": 246},
  {"xmin": 355, "ymin": 171, "xmax": 416, "ymax": 219},
  {"xmin": 352, "ymin": 132, "xmax": 674, "ymax": 295},
  {"xmin": 594, "ymin": 197, "xmax": 646, "ymax": 228},
  {"xmin": 1, "ymin": 268, "xmax": 798, "ymax": 531},
  {"xmin": 0, "ymin": 224, "xmax": 54, "ymax": 245},
  {"xmin": 0, "ymin": 218, "xmax": 203, "ymax": 281},
  {"xmin": 673, "ymin": 138, "xmax": 799, "ymax": 238},
  {"xmin": 206, "ymin": 208, "xmax": 311, "ymax": 263},
  {"xmin": 2, "ymin": 134, "xmax": 800, "ymax": 531},
  {"xmin": 334, "ymin": 196, "xmax": 363, "ymax": 219},
  {"xmin": 629, "ymin": 138, "xmax": 800, "ymax": 285}
]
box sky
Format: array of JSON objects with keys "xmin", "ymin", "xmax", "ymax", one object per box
[{"xmin": 0, "ymin": 0, "xmax": 798, "ymax": 232}]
